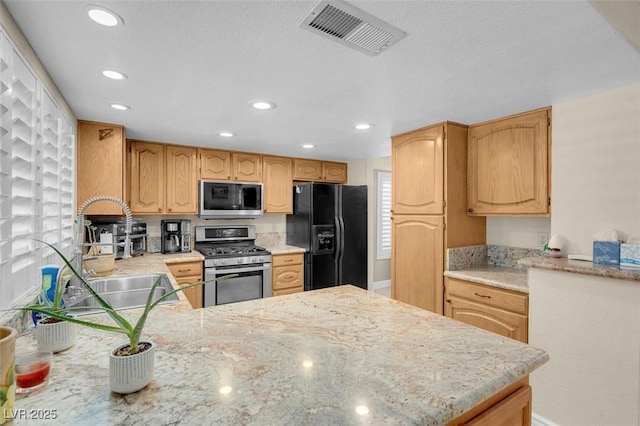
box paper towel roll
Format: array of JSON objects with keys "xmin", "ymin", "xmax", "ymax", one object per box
[{"xmin": 100, "ymin": 232, "xmax": 113, "ymax": 254}]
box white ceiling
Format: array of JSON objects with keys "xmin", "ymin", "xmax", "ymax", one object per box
[{"xmin": 4, "ymin": 0, "xmax": 640, "ymax": 162}]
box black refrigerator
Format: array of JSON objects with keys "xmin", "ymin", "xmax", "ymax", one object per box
[{"xmin": 286, "ymin": 183, "xmax": 367, "ymax": 291}]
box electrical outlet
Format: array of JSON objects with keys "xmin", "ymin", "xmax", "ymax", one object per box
[{"xmin": 536, "ymin": 232, "xmax": 549, "ymax": 248}]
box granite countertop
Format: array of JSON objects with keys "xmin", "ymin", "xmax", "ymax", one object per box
[
  {"xmin": 519, "ymin": 256, "xmax": 640, "ymax": 282},
  {"xmin": 266, "ymin": 244, "xmax": 306, "ymax": 255},
  {"xmin": 444, "ymin": 266, "xmax": 528, "ymax": 294},
  {"xmin": 14, "ymin": 285, "xmax": 548, "ymax": 425}
]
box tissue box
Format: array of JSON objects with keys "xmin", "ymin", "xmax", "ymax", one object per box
[
  {"xmin": 593, "ymin": 241, "xmax": 621, "ymax": 265},
  {"xmin": 620, "ymin": 243, "xmax": 640, "ymax": 268}
]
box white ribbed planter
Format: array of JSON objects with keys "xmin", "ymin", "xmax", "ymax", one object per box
[
  {"xmin": 36, "ymin": 317, "xmax": 76, "ymax": 353},
  {"xmin": 109, "ymin": 341, "xmax": 155, "ymax": 394}
]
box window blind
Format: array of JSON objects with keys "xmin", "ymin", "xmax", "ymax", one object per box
[
  {"xmin": 376, "ymin": 170, "xmax": 391, "ymax": 260},
  {"xmin": 0, "ymin": 31, "xmax": 75, "ymax": 309}
]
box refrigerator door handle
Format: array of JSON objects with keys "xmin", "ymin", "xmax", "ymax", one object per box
[
  {"xmin": 338, "ymin": 217, "xmax": 345, "ymax": 262},
  {"xmin": 334, "ymin": 216, "xmax": 342, "ymax": 261}
]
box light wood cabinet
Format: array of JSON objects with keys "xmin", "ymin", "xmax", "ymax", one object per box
[
  {"xmin": 77, "ymin": 120, "xmax": 126, "ymax": 215},
  {"xmin": 322, "ymin": 161, "xmax": 348, "ymax": 183},
  {"xmin": 391, "ymin": 122, "xmax": 485, "ymax": 314},
  {"xmin": 293, "ymin": 158, "xmax": 348, "ymax": 183},
  {"xmin": 129, "ymin": 140, "xmax": 165, "ymax": 213},
  {"xmin": 448, "ymin": 378, "xmax": 532, "ymax": 426},
  {"xmin": 293, "ymin": 158, "xmax": 322, "ymax": 181},
  {"xmin": 445, "ymin": 277, "xmax": 528, "ymax": 343},
  {"xmin": 167, "ymin": 261, "xmax": 203, "ymax": 309},
  {"xmin": 392, "ymin": 126, "xmax": 444, "ymax": 215},
  {"xmin": 129, "ymin": 140, "xmax": 197, "ymax": 214},
  {"xmin": 232, "ymin": 152, "xmax": 262, "ymax": 182},
  {"xmin": 392, "ymin": 215, "xmax": 444, "ymax": 313},
  {"xmin": 199, "ymin": 148, "xmax": 231, "ymax": 180},
  {"xmin": 272, "ymin": 253, "xmax": 304, "ymax": 296},
  {"xmin": 467, "ymin": 108, "xmax": 550, "ymax": 216},
  {"xmin": 166, "ymin": 145, "xmax": 198, "ymax": 213},
  {"xmin": 263, "ymin": 155, "xmax": 293, "ymax": 214}
]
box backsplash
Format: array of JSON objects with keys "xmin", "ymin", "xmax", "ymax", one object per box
[{"xmin": 447, "ymin": 245, "xmax": 544, "ymax": 271}]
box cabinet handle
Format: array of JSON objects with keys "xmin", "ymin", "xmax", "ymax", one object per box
[
  {"xmin": 178, "ymin": 269, "xmax": 191, "ymax": 273},
  {"xmin": 168, "ymin": 208, "xmax": 172, "ymax": 212},
  {"xmin": 284, "ymin": 259, "xmax": 293, "ymax": 263},
  {"xmin": 157, "ymin": 208, "xmax": 161, "ymax": 212},
  {"xmin": 474, "ymin": 292, "xmax": 491, "ymax": 299},
  {"xmin": 468, "ymin": 208, "xmax": 474, "ymax": 213}
]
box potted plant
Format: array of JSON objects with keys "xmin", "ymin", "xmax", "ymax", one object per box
[
  {"xmin": 19, "ymin": 241, "xmax": 222, "ymax": 394},
  {"xmin": 30, "ymin": 264, "xmax": 77, "ymax": 353}
]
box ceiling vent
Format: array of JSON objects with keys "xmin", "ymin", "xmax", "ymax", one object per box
[{"xmin": 299, "ymin": 0, "xmax": 407, "ymax": 56}]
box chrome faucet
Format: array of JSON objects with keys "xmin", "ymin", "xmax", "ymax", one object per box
[{"xmin": 75, "ymin": 195, "xmax": 133, "ymax": 267}]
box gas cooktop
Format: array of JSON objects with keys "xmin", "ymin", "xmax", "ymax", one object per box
[{"xmin": 198, "ymin": 245, "xmax": 269, "ymax": 259}]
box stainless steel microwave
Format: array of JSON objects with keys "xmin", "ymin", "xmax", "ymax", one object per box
[{"xmin": 198, "ymin": 180, "xmax": 263, "ymax": 219}]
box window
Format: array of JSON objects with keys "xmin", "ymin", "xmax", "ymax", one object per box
[
  {"xmin": 0, "ymin": 31, "xmax": 75, "ymax": 310},
  {"xmin": 376, "ymin": 170, "xmax": 391, "ymax": 260}
]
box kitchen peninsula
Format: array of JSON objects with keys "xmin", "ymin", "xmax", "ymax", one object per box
[{"xmin": 13, "ymin": 268, "xmax": 547, "ymax": 425}]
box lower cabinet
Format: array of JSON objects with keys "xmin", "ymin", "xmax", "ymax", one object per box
[
  {"xmin": 167, "ymin": 261, "xmax": 203, "ymax": 309},
  {"xmin": 444, "ymin": 277, "xmax": 528, "ymax": 343},
  {"xmin": 448, "ymin": 378, "xmax": 532, "ymax": 426},
  {"xmin": 272, "ymin": 253, "xmax": 304, "ymax": 296}
]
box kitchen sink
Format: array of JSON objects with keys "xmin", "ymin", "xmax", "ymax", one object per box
[{"xmin": 69, "ymin": 274, "xmax": 179, "ymax": 316}]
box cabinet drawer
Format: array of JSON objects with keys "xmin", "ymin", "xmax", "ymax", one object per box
[
  {"xmin": 446, "ymin": 278, "xmax": 527, "ymax": 315},
  {"xmin": 272, "ymin": 253, "xmax": 303, "ymax": 267},
  {"xmin": 273, "ymin": 286, "xmax": 303, "ymax": 297},
  {"xmin": 273, "ymin": 264, "xmax": 304, "ymax": 291},
  {"xmin": 167, "ymin": 261, "xmax": 203, "ymax": 278}
]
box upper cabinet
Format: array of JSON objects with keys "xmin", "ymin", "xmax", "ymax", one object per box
[
  {"xmin": 129, "ymin": 140, "xmax": 197, "ymax": 214},
  {"xmin": 467, "ymin": 108, "xmax": 551, "ymax": 216},
  {"xmin": 199, "ymin": 148, "xmax": 231, "ymax": 180},
  {"xmin": 392, "ymin": 126, "xmax": 444, "ymax": 215},
  {"xmin": 77, "ymin": 120, "xmax": 126, "ymax": 215},
  {"xmin": 263, "ymin": 155, "xmax": 293, "ymax": 214},
  {"xmin": 232, "ymin": 152, "xmax": 262, "ymax": 182},
  {"xmin": 293, "ymin": 159, "xmax": 348, "ymax": 183},
  {"xmin": 199, "ymin": 149, "xmax": 261, "ymax": 182}
]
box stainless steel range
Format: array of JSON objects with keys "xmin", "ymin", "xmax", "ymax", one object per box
[{"xmin": 195, "ymin": 225, "xmax": 272, "ymax": 307}]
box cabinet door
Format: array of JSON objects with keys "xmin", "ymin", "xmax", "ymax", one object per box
[
  {"xmin": 77, "ymin": 121, "xmax": 125, "ymax": 215},
  {"xmin": 232, "ymin": 152, "xmax": 262, "ymax": 182},
  {"xmin": 199, "ymin": 148, "xmax": 231, "ymax": 180},
  {"xmin": 391, "ymin": 215, "xmax": 444, "ymax": 314},
  {"xmin": 263, "ymin": 155, "xmax": 293, "ymax": 213},
  {"xmin": 168, "ymin": 261, "xmax": 203, "ymax": 309},
  {"xmin": 467, "ymin": 108, "xmax": 550, "ymax": 215},
  {"xmin": 166, "ymin": 145, "xmax": 197, "ymax": 214},
  {"xmin": 464, "ymin": 385, "xmax": 532, "ymax": 426},
  {"xmin": 445, "ymin": 296, "xmax": 528, "ymax": 343},
  {"xmin": 129, "ymin": 141, "xmax": 165, "ymax": 213},
  {"xmin": 322, "ymin": 161, "xmax": 347, "ymax": 183},
  {"xmin": 293, "ymin": 159, "xmax": 322, "ymax": 181},
  {"xmin": 392, "ymin": 126, "xmax": 444, "ymax": 215}
]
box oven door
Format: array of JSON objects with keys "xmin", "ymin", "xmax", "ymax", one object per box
[{"xmin": 204, "ymin": 263, "xmax": 272, "ymax": 307}]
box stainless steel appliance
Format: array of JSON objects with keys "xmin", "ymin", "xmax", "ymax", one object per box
[
  {"xmin": 286, "ymin": 183, "xmax": 367, "ymax": 290},
  {"xmin": 161, "ymin": 219, "xmax": 191, "ymax": 253},
  {"xmin": 195, "ymin": 225, "xmax": 272, "ymax": 307},
  {"xmin": 90, "ymin": 219, "xmax": 148, "ymax": 259},
  {"xmin": 198, "ymin": 180, "xmax": 263, "ymax": 219}
]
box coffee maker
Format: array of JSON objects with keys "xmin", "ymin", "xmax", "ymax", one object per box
[{"xmin": 161, "ymin": 219, "xmax": 191, "ymax": 253}]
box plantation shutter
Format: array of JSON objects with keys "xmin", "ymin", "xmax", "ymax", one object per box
[{"xmin": 376, "ymin": 170, "xmax": 391, "ymax": 260}]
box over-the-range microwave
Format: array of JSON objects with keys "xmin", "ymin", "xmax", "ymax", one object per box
[{"xmin": 198, "ymin": 180, "xmax": 263, "ymax": 219}]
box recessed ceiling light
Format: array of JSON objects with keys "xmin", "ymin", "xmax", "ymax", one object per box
[
  {"xmin": 86, "ymin": 5, "xmax": 123, "ymax": 27},
  {"xmin": 218, "ymin": 132, "xmax": 235, "ymax": 138},
  {"xmin": 354, "ymin": 123, "xmax": 373, "ymax": 130},
  {"xmin": 110, "ymin": 103, "xmax": 130, "ymax": 111},
  {"xmin": 249, "ymin": 100, "xmax": 276, "ymax": 110},
  {"xmin": 301, "ymin": 144, "xmax": 315, "ymax": 149},
  {"xmin": 102, "ymin": 69, "xmax": 127, "ymax": 80}
]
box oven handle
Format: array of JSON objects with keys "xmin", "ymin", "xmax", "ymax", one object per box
[{"xmin": 210, "ymin": 264, "xmax": 271, "ymax": 274}]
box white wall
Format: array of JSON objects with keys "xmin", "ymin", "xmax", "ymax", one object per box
[
  {"xmin": 551, "ymin": 82, "xmax": 640, "ymax": 255},
  {"xmin": 486, "ymin": 217, "xmax": 551, "ymax": 249},
  {"xmin": 529, "ymin": 268, "xmax": 640, "ymax": 426}
]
